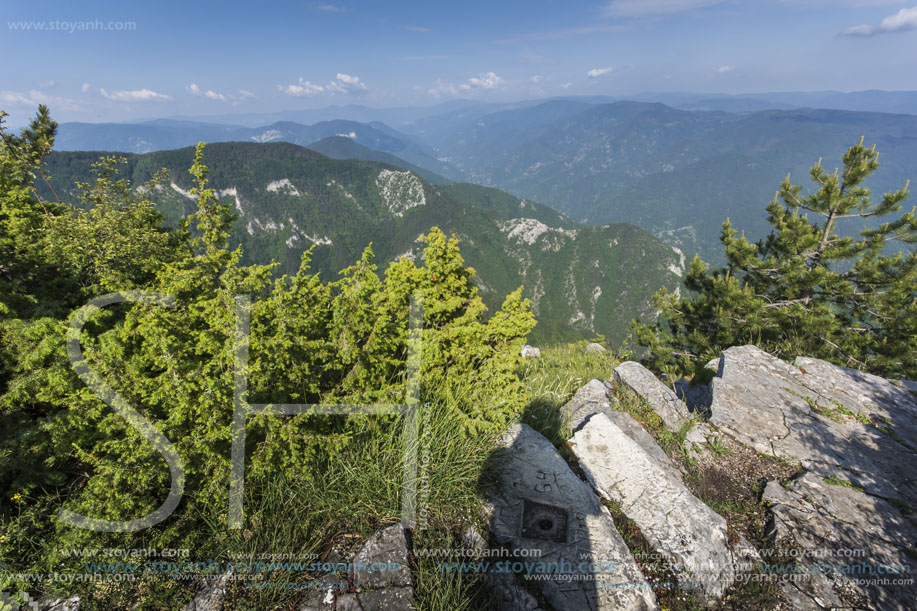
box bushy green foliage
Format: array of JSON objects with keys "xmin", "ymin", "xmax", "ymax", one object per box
[
  {"xmin": 1, "ymin": 108, "xmax": 535, "ymax": 604},
  {"xmin": 632, "ymin": 139, "xmax": 917, "ymax": 380}
]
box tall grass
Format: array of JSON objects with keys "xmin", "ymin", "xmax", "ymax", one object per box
[
  {"xmin": 186, "ymin": 399, "xmax": 498, "ymax": 609},
  {"xmin": 518, "ymin": 341, "xmax": 622, "ymax": 447}
]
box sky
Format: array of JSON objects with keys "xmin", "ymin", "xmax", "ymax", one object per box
[{"xmin": 2, "ymin": 0, "xmax": 917, "ymax": 124}]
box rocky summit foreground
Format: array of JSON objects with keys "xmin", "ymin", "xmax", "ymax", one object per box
[{"xmin": 479, "ymin": 345, "xmax": 916, "ymax": 610}]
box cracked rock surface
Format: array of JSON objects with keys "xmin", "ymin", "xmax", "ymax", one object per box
[
  {"xmin": 570, "ymin": 411, "xmax": 737, "ymax": 602},
  {"xmin": 764, "ymin": 473, "xmax": 917, "ymax": 610},
  {"xmin": 708, "ymin": 345, "xmax": 917, "ymax": 506},
  {"xmin": 486, "ymin": 424, "xmax": 658, "ymax": 610}
]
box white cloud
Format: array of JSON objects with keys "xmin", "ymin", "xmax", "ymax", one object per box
[
  {"xmin": 238, "ymin": 89, "xmax": 257, "ymax": 100},
  {"xmin": 715, "ymin": 64, "xmax": 734, "ymax": 73},
  {"xmin": 81, "ymin": 83, "xmax": 91, "ymax": 94},
  {"xmin": 427, "ymin": 79, "xmax": 459, "ymax": 98},
  {"xmin": 99, "ymin": 88, "xmax": 171, "ymax": 102},
  {"xmin": 587, "ymin": 66, "xmax": 614, "ymax": 78},
  {"xmin": 279, "ymin": 78, "xmax": 325, "ymax": 96},
  {"xmin": 187, "ymin": 83, "xmax": 227, "ymax": 101},
  {"xmin": 279, "ymin": 74, "xmax": 367, "ymax": 97},
  {"xmin": 466, "ymin": 71, "xmax": 504, "ymax": 90},
  {"xmin": 530, "ymin": 74, "xmax": 542, "ymax": 83},
  {"xmin": 428, "ymin": 72, "xmax": 505, "ymax": 98},
  {"xmin": 560, "ymin": 82, "xmax": 573, "ymax": 89},
  {"xmin": 0, "ymin": 89, "xmax": 80, "ymax": 110},
  {"xmin": 38, "ymin": 80, "xmax": 55, "ymax": 90},
  {"xmin": 602, "ymin": 0, "xmax": 725, "ymax": 18},
  {"xmin": 843, "ymin": 6, "xmax": 917, "ymax": 36},
  {"xmin": 334, "ymin": 73, "xmax": 368, "ymax": 92}
]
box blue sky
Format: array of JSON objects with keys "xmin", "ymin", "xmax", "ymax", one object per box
[{"xmin": 2, "ymin": 0, "xmax": 917, "ymax": 124}]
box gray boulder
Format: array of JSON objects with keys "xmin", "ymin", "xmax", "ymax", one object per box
[
  {"xmin": 521, "ymin": 345, "xmax": 541, "ymax": 358},
  {"xmin": 37, "ymin": 597, "xmax": 81, "ymax": 611},
  {"xmin": 570, "ymin": 412, "xmax": 736, "ymax": 602},
  {"xmin": 682, "ymin": 421, "xmax": 714, "ymax": 461},
  {"xmin": 486, "ymin": 424, "xmax": 658, "ymax": 610},
  {"xmin": 613, "ymin": 362, "xmax": 690, "ymax": 430},
  {"xmin": 585, "ymin": 342, "xmax": 607, "ymax": 354},
  {"xmin": 341, "ymin": 588, "xmax": 413, "ymax": 611}
]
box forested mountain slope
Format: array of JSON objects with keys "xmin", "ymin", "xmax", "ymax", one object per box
[{"xmin": 39, "ymin": 142, "xmax": 684, "ymax": 344}]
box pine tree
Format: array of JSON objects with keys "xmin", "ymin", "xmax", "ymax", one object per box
[{"xmin": 632, "ymin": 139, "xmax": 917, "ymax": 380}]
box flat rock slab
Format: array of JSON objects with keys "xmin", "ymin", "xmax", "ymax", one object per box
[
  {"xmin": 764, "ymin": 473, "xmax": 917, "ymax": 610},
  {"xmin": 793, "ymin": 356, "xmax": 917, "ymax": 445},
  {"xmin": 709, "ymin": 345, "xmax": 917, "ymax": 506},
  {"xmin": 487, "ymin": 424, "xmax": 658, "ymax": 611},
  {"xmin": 570, "ymin": 412, "xmax": 736, "ymax": 602},
  {"xmin": 613, "ymin": 362, "xmax": 690, "ymax": 431}
]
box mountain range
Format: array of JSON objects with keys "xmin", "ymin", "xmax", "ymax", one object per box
[
  {"xmin": 51, "ymin": 97, "xmax": 917, "ymax": 264},
  {"xmin": 423, "ymin": 102, "xmax": 917, "ymax": 262},
  {"xmin": 54, "ymin": 118, "xmax": 456, "ymax": 179},
  {"xmin": 38, "ymin": 142, "xmax": 685, "ymax": 345}
]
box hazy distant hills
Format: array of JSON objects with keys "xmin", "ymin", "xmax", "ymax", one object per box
[
  {"xmin": 429, "ymin": 102, "xmax": 917, "ymax": 262},
  {"xmin": 54, "ymin": 118, "xmax": 458, "ymax": 179},
  {"xmin": 39, "ymin": 142, "xmax": 684, "ymax": 344},
  {"xmin": 306, "ymin": 136, "xmax": 450, "ymax": 184},
  {"xmin": 47, "ymin": 93, "xmax": 917, "ymax": 264}
]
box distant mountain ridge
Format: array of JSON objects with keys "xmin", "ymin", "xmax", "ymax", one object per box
[
  {"xmin": 47, "ymin": 95, "xmax": 917, "ymax": 266},
  {"xmin": 306, "ymin": 136, "xmax": 450, "ymax": 184},
  {"xmin": 38, "ymin": 142, "xmax": 685, "ymax": 344},
  {"xmin": 54, "ymin": 117, "xmax": 458, "ymax": 179},
  {"xmin": 429, "ymin": 101, "xmax": 917, "ymax": 262}
]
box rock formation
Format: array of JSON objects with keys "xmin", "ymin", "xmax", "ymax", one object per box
[{"xmin": 481, "ymin": 345, "xmax": 916, "ymax": 610}]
